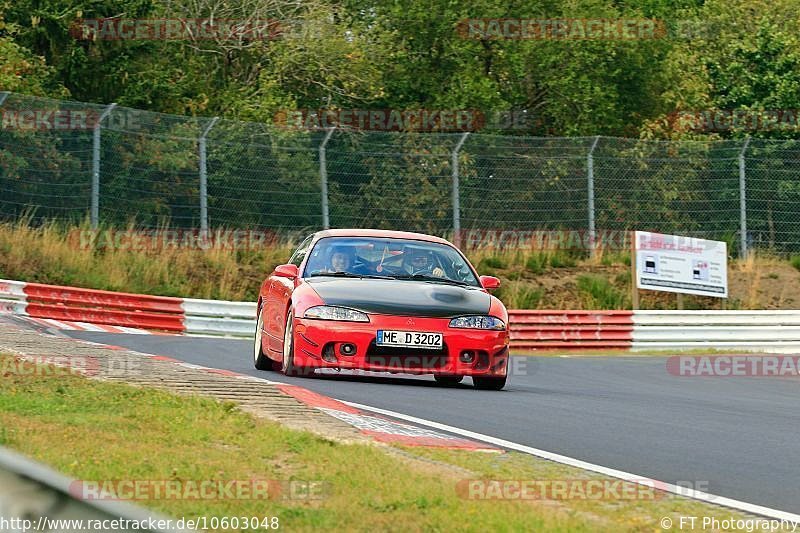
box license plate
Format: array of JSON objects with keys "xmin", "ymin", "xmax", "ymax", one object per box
[{"xmin": 376, "ymin": 330, "xmax": 443, "ymax": 349}]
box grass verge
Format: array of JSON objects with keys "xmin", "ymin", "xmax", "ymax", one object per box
[{"xmin": 0, "ymin": 354, "xmax": 762, "ymax": 531}]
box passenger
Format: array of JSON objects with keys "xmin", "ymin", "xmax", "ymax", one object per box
[{"xmin": 328, "ymin": 246, "xmax": 354, "ymax": 273}]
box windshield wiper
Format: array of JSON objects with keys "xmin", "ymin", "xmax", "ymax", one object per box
[
  {"xmin": 394, "ymin": 274, "xmax": 472, "ymax": 286},
  {"xmin": 308, "ymin": 271, "xmax": 361, "ymax": 278},
  {"xmin": 308, "ymin": 271, "xmax": 396, "ymax": 280}
]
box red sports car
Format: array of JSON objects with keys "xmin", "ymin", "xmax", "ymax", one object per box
[{"xmin": 253, "ymin": 229, "xmax": 509, "ymax": 390}]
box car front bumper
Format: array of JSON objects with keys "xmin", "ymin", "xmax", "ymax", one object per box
[{"xmin": 293, "ymin": 314, "xmax": 509, "ymax": 376}]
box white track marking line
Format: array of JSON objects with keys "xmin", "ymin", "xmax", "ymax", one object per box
[
  {"xmin": 342, "ymin": 400, "xmax": 800, "ymax": 522},
  {"xmin": 116, "ymin": 326, "xmax": 149, "ymax": 335},
  {"xmin": 42, "ymin": 319, "xmax": 76, "ymax": 330},
  {"xmin": 72, "ymin": 321, "xmax": 109, "ymax": 332},
  {"xmin": 24, "ymin": 317, "xmax": 56, "ymax": 329},
  {"xmin": 92, "ymin": 323, "xmax": 127, "ymax": 334}
]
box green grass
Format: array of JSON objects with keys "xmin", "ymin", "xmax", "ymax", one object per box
[
  {"xmin": 478, "ymin": 255, "xmax": 508, "ymax": 270},
  {"xmin": 576, "ymin": 275, "xmax": 628, "ymax": 309},
  {"xmin": 0, "ymin": 355, "xmax": 585, "ymax": 531},
  {"xmin": 524, "ymin": 252, "xmax": 577, "ymax": 274},
  {"xmin": 495, "ymin": 281, "xmax": 544, "ymax": 308},
  {"xmin": 0, "ymin": 354, "xmax": 759, "ymax": 531},
  {"xmin": 548, "ymin": 254, "xmax": 577, "ymax": 268}
]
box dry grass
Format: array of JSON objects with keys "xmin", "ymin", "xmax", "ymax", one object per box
[
  {"xmin": 0, "ymin": 220, "xmax": 292, "ymax": 300},
  {"xmin": 2, "ymin": 220, "xmax": 800, "ymax": 309}
]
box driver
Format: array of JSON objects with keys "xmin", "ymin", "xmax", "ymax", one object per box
[{"xmin": 402, "ymin": 247, "xmax": 445, "ymax": 277}]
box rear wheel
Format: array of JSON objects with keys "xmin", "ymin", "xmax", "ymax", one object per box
[
  {"xmin": 473, "ymin": 375, "xmax": 506, "ymax": 390},
  {"xmin": 281, "ymin": 309, "xmax": 310, "ymax": 377},
  {"xmin": 253, "ymin": 307, "xmax": 272, "ymax": 371},
  {"xmin": 434, "ymin": 374, "xmax": 463, "ymax": 386}
]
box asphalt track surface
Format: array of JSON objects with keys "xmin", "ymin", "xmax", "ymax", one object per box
[{"xmin": 59, "ymin": 330, "xmax": 799, "ymax": 514}]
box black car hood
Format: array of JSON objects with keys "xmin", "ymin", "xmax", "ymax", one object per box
[{"xmin": 306, "ymin": 278, "xmax": 490, "ymax": 318}]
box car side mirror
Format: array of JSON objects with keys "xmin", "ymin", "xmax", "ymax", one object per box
[
  {"xmin": 479, "ymin": 275, "xmax": 501, "ymax": 291},
  {"xmin": 274, "ymin": 264, "xmax": 299, "ymax": 279}
]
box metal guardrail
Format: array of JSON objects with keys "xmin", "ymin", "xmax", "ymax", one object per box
[
  {"xmin": 182, "ymin": 298, "xmax": 256, "ymax": 336},
  {"xmin": 4, "ymin": 278, "xmax": 800, "ymax": 351},
  {"xmin": 0, "ymin": 279, "xmax": 255, "ymax": 337},
  {"xmin": 0, "ymin": 445, "xmax": 188, "ymax": 532},
  {"xmin": 508, "ymin": 310, "xmax": 634, "ymax": 349},
  {"xmin": 632, "ymin": 311, "xmax": 800, "ymax": 351}
]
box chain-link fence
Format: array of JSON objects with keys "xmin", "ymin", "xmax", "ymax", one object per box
[{"xmin": 2, "ymin": 92, "xmax": 800, "ymax": 256}]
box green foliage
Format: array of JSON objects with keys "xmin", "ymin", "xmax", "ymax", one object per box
[
  {"xmin": 479, "ymin": 256, "xmax": 508, "ymax": 270},
  {"xmin": 2, "ymin": 0, "xmax": 799, "ymax": 141},
  {"xmin": 495, "ymin": 281, "xmax": 543, "ymax": 309},
  {"xmin": 577, "ymin": 274, "xmax": 628, "ymax": 309},
  {"xmin": 4, "ymin": 0, "xmax": 800, "ymax": 251},
  {"xmin": 525, "ymin": 251, "xmax": 576, "ymax": 273},
  {"xmin": 0, "ymin": 16, "xmax": 66, "ymax": 96}
]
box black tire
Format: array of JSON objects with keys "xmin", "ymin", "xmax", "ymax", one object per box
[
  {"xmin": 434, "ymin": 375, "xmax": 464, "ymax": 386},
  {"xmin": 473, "ymin": 375, "xmax": 507, "ymax": 390},
  {"xmin": 281, "ymin": 308, "xmax": 311, "ymax": 377},
  {"xmin": 254, "ymin": 306, "xmax": 273, "ymax": 371}
]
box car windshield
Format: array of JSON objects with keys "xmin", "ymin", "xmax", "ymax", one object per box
[{"xmin": 303, "ymin": 236, "xmax": 481, "ymax": 287}]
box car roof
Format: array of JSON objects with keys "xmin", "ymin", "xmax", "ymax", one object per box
[{"xmin": 311, "ymin": 228, "xmax": 453, "ymax": 246}]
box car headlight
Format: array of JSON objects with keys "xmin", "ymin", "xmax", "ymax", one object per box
[
  {"xmin": 449, "ymin": 315, "xmax": 506, "ymax": 330},
  {"xmin": 304, "ymin": 305, "xmax": 369, "ymax": 322}
]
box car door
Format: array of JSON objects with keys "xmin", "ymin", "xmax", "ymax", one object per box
[{"xmin": 267, "ymin": 235, "xmax": 313, "ymax": 353}]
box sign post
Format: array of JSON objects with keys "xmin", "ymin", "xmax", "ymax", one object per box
[{"xmin": 630, "ymin": 231, "xmax": 639, "ymax": 309}]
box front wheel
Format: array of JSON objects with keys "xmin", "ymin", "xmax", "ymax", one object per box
[
  {"xmin": 473, "ymin": 375, "xmax": 506, "ymax": 390},
  {"xmin": 281, "ymin": 309, "xmax": 311, "ymax": 377},
  {"xmin": 254, "ymin": 306, "xmax": 272, "ymax": 371}
]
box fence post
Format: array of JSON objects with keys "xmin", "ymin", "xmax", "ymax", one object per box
[
  {"xmin": 198, "ymin": 117, "xmax": 219, "ymax": 235},
  {"xmin": 318, "ymin": 127, "xmax": 335, "ymax": 229},
  {"xmin": 451, "ymin": 132, "xmax": 470, "ymax": 247},
  {"xmin": 0, "ymin": 92, "xmax": 9, "ymax": 106},
  {"xmin": 739, "ymin": 136, "xmax": 751, "ymax": 259},
  {"xmin": 91, "ymin": 103, "xmax": 117, "ymax": 230},
  {"xmin": 587, "ymin": 135, "xmax": 601, "ymax": 258}
]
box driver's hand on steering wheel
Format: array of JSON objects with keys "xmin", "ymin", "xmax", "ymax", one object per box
[{"xmin": 432, "ymin": 267, "xmax": 445, "ymax": 277}]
